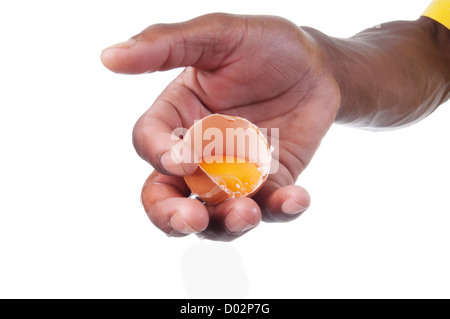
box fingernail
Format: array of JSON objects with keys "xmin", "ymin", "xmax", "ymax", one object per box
[
  {"xmin": 225, "ymin": 210, "xmax": 256, "ymax": 234},
  {"xmin": 161, "ymin": 149, "xmax": 197, "ymax": 176},
  {"xmin": 100, "ymin": 39, "xmax": 137, "ymax": 67},
  {"xmin": 169, "ymin": 211, "xmax": 197, "ymax": 235},
  {"xmin": 105, "ymin": 38, "xmax": 137, "ymax": 50},
  {"xmin": 160, "ymin": 150, "xmax": 179, "ymax": 174},
  {"xmin": 281, "ymin": 199, "xmax": 307, "ymax": 215}
]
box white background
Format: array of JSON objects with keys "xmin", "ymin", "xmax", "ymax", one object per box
[{"xmin": 0, "ymin": 0, "xmax": 449, "ymax": 299}]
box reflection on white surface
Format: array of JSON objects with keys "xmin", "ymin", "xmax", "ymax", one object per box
[{"xmin": 181, "ymin": 242, "xmax": 249, "ymax": 298}]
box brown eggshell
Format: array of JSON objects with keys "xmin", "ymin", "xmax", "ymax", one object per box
[{"xmin": 183, "ymin": 114, "xmax": 272, "ymax": 205}]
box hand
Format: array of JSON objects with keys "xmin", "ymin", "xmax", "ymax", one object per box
[{"xmin": 101, "ymin": 13, "xmax": 341, "ymax": 241}]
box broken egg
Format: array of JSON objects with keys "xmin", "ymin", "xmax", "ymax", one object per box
[{"xmin": 183, "ymin": 114, "xmax": 272, "ymax": 205}]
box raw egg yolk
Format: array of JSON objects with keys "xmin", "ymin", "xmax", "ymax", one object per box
[{"xmin": 199, "ymin": 155, "xmax": 262, "ymax": 196}]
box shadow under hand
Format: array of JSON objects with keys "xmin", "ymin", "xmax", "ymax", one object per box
[{"xmin": 181, "ymin": 242, "xmax": 249, "ymax": 298}]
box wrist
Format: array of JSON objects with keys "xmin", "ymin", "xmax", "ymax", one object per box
[
  {"xmin": 300, "ymin": 26, "xmax": 354, "ymax": 125},
  {"xmin": 303, "ymin": 18, "xmax": 449, "ymax": 129}
]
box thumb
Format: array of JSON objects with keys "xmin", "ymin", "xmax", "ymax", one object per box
[{"xmin": 100, "ymin": 13, "xmax": 247, "ymax": 74}]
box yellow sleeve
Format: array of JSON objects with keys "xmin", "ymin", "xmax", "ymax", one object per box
[{"xmin": 422, "ymin": 0, "xmax": 450, "ymax": 29}]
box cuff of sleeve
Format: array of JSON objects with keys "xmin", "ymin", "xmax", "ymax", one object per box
[{"xmin": 422, "ymin": 0, "xmax": 450, "ymax": 29}]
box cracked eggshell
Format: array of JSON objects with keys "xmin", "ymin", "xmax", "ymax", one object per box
[{"xmin": 183, "ymin": 114, "xmax": 272, "ymax": 205}]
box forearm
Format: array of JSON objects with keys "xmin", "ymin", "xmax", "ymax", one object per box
[{"xmin": 303, "ymin": 17, "xmax": 450, "ymax": 129}]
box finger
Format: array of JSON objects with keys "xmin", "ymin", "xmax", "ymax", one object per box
[
  {"xmin": 142, "ymin": 170, "xmax": 209, "ymax": 236},
  {"xmin": 101, "ymin": 13, "xmax": 247, "ymax": 74},
  {"xmin": 132, "ymin": 81, "xmax": 206, "ymax": 176},
  {"xmin": 253, "ymin": 180, "xmax": 311, "ymax": 223},
  {"xmin": 198, "ymin": 197, "xmax": 261, "ymax": 242}
]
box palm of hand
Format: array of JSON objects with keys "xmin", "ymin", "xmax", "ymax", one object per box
[{"xmin": 102, "ymin": 14, "xmax": 340, "ymax": 240}]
